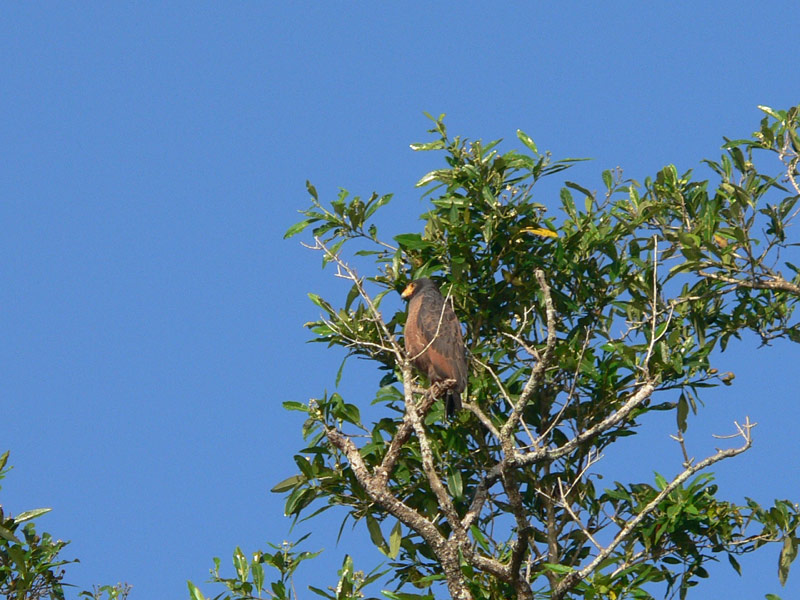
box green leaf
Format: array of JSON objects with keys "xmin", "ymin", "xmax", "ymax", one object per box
[
  {"xmin": 339, "ymin": 402, "xmax": 361, "ymax": 426},
  {"xmin": 382, "ymin": 592, "xmax": 434, "ymax": 600},
  {"xmin": 284, "ymin": 219, "xmax": 314, "ymax": 239},
  {"xmin": 294, "ymin": 455, "xmax": 317, "ymax": 480},
  {"xmin": 779, "ymin": 535, "xmax": 798, "ymax": 585},
  {"xmin": 306, "ymin": 180, "xmax": 319, "ymax": 200},
  {"xmin": 516, "ymin": 129, "xmax": 538, "ymax": 154},
  {"xmin": 234, "ymin": 546, "xmax": 248, "ymax": 582},
  {"xmin": 389, "ymin": 521, "xmax": 402, "ymax": 559},
  {"xmin": 542, "ymin": 563, "xmax": 574, "ymax": 574},
  {"xmin": 758, "ymin": 105, "xmax": 782, "ymax": 120},
  {"xmin": 307, "ymin": 293, "xmax": 335, "ymax": 316},
  {"xmin": 0, "ymin": 524, "xmax": 21, "ymax": 543},
  {"xmin": 251, "ymin": 559, "xmax": 264, "ymax": 592},
  {"xmin": 14, "ymin": 507, "xmax": 51, "ymax": 523},
  {"xmin": 284, "ymin": 487, "xmax": 314, "ymax": 516},
  {"xmin": 335, "ymin": 355, "xmax": 348, "ymax": 387},
  {"xmin": 415, "ymin": 169, "xmax": 449, "ymax": 188},
  {"xmin": 447, "ymin": 469, "xmax": 463, "ymax": 499},
  {"xmin": 394, "ymin": 233, "xmax": 430, "ymax": 250},
  {"xmin": 677, "ymin": 394, "xmax": 689, "ymax": 433},
  {"xmin": 365, "ymin": 193, "xmax": 393, "ymax": 219},
  {"xmin": 602, "ymin": 169, "xmax": 613, "ymax": 190},
  {"xmin": 728, "ymin": 553, "xmax": 742, "ymax": 575},
  {"xmin": 409, "ymin": 140, "xmax": 445, "ymax": 151},
  {"xmin": 282, "ymin": 401, "xmax": 308, "ymax": 412},
  {"xmin": 565, "ymin": 180, "xmax": 594, "ymax": 199},
  {"xmin": 366, "ymin": 514, "xmax": 388, "ymax": 553},
  {"xmin": 187, "ymin": 581, "xmax": 206, "ymax": 600},
  {"xmin": 308, "ymin": 584, "xmax": 336, "ymax": 599}
]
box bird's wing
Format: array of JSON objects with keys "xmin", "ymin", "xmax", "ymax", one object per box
[{"xmin": 416, "ymin": 293, "xmax": 466, "ymax": 389}]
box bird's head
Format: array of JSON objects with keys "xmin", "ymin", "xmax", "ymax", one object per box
[{"xmin": 401, "ymin": 278, "xmax": 435, "ymax": 300}]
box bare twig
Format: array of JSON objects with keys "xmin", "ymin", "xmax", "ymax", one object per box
[
  {"xmin": 517, "ymin": 383, "xmax": 655, "ymax": 467},
  {"xmin": 778, "ymin": 131, "xmax": 800, "ymax": 203},
  {"xmin": 558, "ymin": 478, "xmax": 603, "ymax": 552},
  {"xmin": 462, "ymin": 397, "xmax": 501, "ymax": 441},
  {"xmin": 312, "ymin": 236, "xmax": 406, "ymax": 356},
  {"xmin": 669, "ymin": 431, "xmax": 694, "ymax": 468},
  {"xmin": 642, "ymin": 236, "xmax": 675, "ymax": 376},
  {"xmin": 465, "ymin": 382, "xmax": 655, "ymax": 531},
  {"xmin": 471, "ymin": 355, "xmax": 513, "ymax": 407},
  {"xmin": 375, "ymin": 392, "xmax": 437, "ymax": 484}
]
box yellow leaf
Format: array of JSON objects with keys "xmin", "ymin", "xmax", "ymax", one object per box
[
  {"xmin": 713, "ymin": 234, "xmax": 729, "ymax": 248},
  {"xmin": 520, "ymin": 227, "xmax": 558, "ymax": 238}
]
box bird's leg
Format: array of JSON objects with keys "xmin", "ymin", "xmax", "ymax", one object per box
[{"xmin": 431, "ymin": 379, "xmax": 457, "ymax": 398}]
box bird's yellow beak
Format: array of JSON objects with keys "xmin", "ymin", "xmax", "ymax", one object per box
[{"xmin": 400, "ymin": 282, "xmax": 416, "ymax": 299}]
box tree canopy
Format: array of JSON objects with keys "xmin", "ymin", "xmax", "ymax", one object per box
[
  {"xmin": 258, "ymin": 105, "xmax": 800, "ymax": 600},
  {"xmin": 241, "ymin": 106, "xmax": 800, "ymax": 600}
]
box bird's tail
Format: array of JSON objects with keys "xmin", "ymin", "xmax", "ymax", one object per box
[{"xmin": 445, "ymin": 390, "xmax": 462, "ymax": 418}]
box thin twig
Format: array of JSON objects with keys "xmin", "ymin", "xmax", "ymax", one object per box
[
  {"xmin": 558, "ymin": 478, "xmax": 603, "ymax": 552},
  {"xmin": 501, "ymin": 270, "xmax": 557, "ymax": 438},
  {"xmin": 537, "ymin": 328, "xmax": 592, "ymax": 445},
  {"xmin": 698, "ymin": 270, "xmax": 800, "ymax": 295},
  {"xmin": 313, "ymin": 236, "xmax": 406, "ymax": 356}
]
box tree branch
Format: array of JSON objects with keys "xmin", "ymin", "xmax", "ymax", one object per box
[
  {"xmin": 312, "ymin": 236, "xmax": 406, "ymax": 357},
  {"xmin": 698, "ymin": 270, "xmax": 800, "ymax": 295},
  {"xmin": 552, "ymin": 417, "xmax": 756, "ymax": 600},
  {"xmin": 501, "ymin": 269, "xmax": 558, "ymax": 439},
  {"xmin": 401, "ymin": 369, "xmax": 469, "ymax": 545}
]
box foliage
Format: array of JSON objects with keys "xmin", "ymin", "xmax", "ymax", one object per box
[
  {"xmin": 198, "ymin": 105, "xmax": 800, "ymax": 599},
  {"xmin": 78, "ymin": 583, "xmax": 133, "ymax": 600},
  {"xmin": 0, "ymin": 452, "xmax": 132, "ymax": 600},
  {"xmin": 0, "ymin": 451, "xmax": 72, "ymax": 600},
  {"xmin": 187, "ymin": 538, "xmax": 388, "ymax": 600}
]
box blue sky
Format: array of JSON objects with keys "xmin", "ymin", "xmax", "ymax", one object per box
[{"xmin": 2, "ymin": 3, "xmax": 799, "ymax": 599}]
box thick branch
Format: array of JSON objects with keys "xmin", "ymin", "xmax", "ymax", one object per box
[
  {"xmin": 501, "ymin": 463, "xmax": 534, "ymax": 598},
  {"xmin": 401, "ymin": 369, "xmax": 469, "ymax": 545},
  {"xmin": 375, "ymin": 392, "xmax": 436, "ymax": 485},
  {"xmin": 323, "ymin": 426, "xmax": 445, "ymax": 550}
]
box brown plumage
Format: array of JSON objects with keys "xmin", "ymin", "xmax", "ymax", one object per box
[{"xmin": 401, "ymin": 278, "xmax": 467, "ymax": 417}]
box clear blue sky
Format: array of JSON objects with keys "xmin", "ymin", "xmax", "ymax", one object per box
[{"xmin": 2, "ymin": 3, "xmax": 799, "ymax": 599}]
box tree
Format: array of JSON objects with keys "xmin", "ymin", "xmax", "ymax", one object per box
[
  {"xmin": 0, "ymin": 452, "xmax": 132, "ymax": 600},
  {"xmin": 0, "ymin": 451, "xmax": 72, "ymax": 600},
  {"xmin": 192, "ymin": 105, "xmax": 800, "ymax": 600}
]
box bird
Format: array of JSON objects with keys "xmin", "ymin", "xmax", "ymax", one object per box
[{"xmin": 401, "ymin": 278, "xmax": 467, "ymax": 417}]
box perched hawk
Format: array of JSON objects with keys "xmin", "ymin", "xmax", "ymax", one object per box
[{"xmin": 401, "ymin": 278, "xmax": 467, "ymax": 416}]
